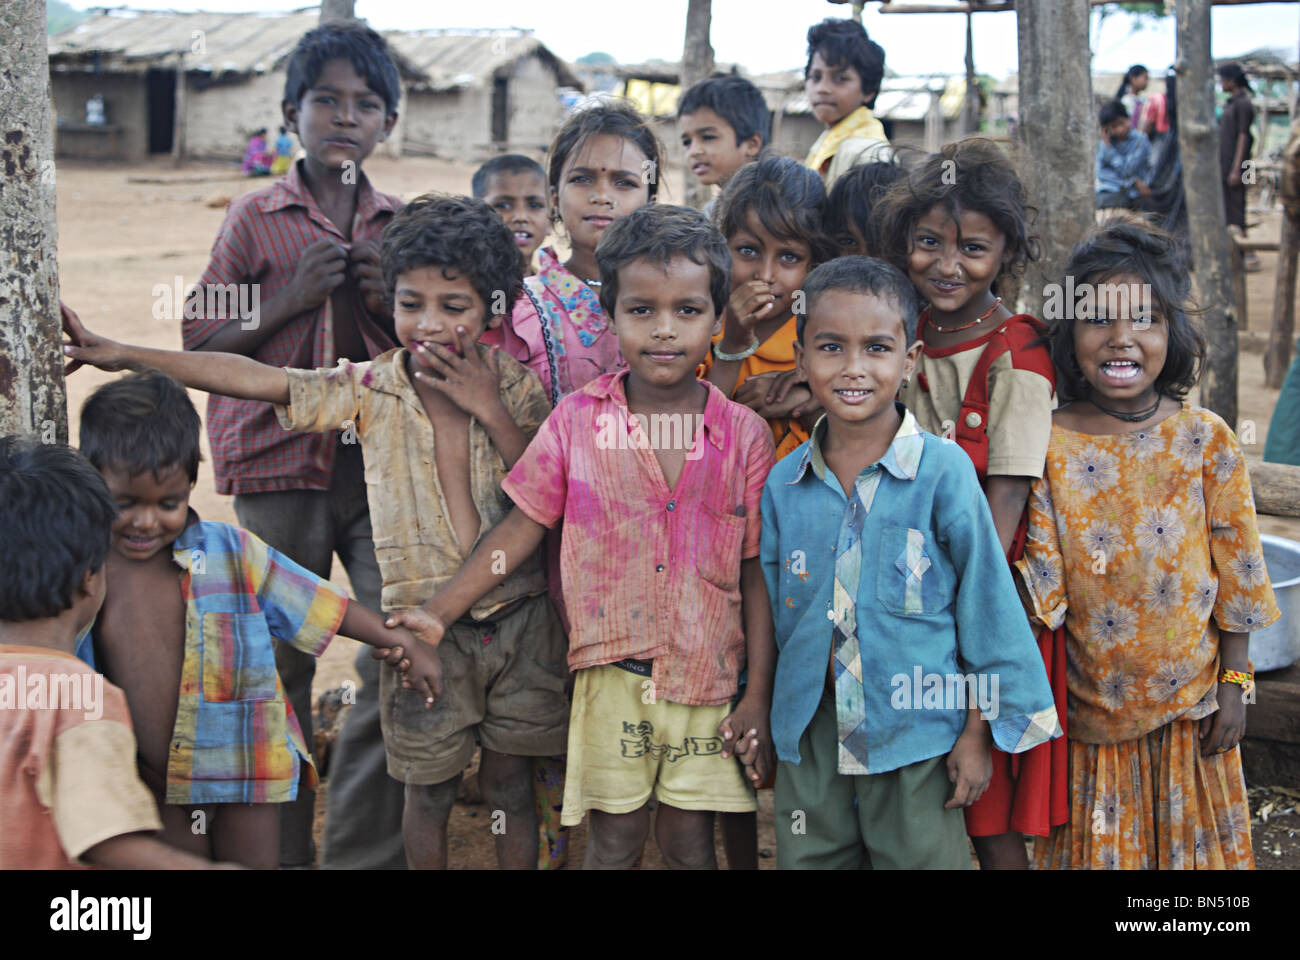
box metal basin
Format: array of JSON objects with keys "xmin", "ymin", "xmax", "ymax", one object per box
[{"xmin": 1251, "ymin": 535, "xmax": 1300, "ymax": 672}]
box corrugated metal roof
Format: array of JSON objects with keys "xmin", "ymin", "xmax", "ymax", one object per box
[
  {"xmin": 384, "ymin": 30, "xmax": 581, "ymax": 92},
  {"xmin": 48, "ymin": 7, "xmax": 322, "ymax": 76},
  {"xmin": 46, "ymin": 8, "xmax": 579, "ymax": 90}
]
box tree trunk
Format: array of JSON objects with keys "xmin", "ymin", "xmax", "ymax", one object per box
[
  {"xmin": 1176, "ymin": 0, "xmax": 1238, "ymax": 426},
  {"xmin": 681, "ymin": 0, "xmax": 714, "ymax": 210},
  {"xmin": 1248, "ymin": 460, "xmax": 1300, "ymax": 518},
  {"xmin": 1015, "ymin": 0, "xmax": 1094, "ymax": 320},
  {"xmin": 320, "ymin": 0, "xmax": 355, "ymax": 23},
  {"xmin": 0, "ymin": 0, "xmax": 66, "ymax": 442}
]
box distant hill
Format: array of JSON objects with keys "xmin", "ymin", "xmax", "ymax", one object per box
[{"xmin": 48, "ymin": 0, "xmax": 88, "ymax": 35}]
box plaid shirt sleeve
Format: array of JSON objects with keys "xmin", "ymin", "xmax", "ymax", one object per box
[
  {"xmin": 238, "ymin": 527, "xmax": 349, "ymax": 658},
  {"xmin": 274, "ymin": 360, "xmax": 367, "ymax": 436}
]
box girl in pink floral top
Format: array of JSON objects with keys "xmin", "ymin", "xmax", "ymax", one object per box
[
  {"xmin": 1021, "ymin": 222, "xmax": 1278, "ymax": 869},
  {"xmin": 489, "ymin": 102, "xmax": 661, "ymax": 404}
]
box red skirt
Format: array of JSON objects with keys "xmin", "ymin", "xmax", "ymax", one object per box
[{"xmin": 964, "ymin": 623, "xmax": 1069, "ymax": 837}]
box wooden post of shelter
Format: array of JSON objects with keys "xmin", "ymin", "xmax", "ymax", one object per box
[
  {"xmin": 1015, "ymin": 0, "xmax": 1095, "ymax": 321},
  {"xmin": 1265, "ymin": 121, "xmax": 1300, "ymax": 388},
  {"xmin": 1177, "ymin": 0, "xmax": 1239, "ymax": 426},
  {"xmin": 681, "ymin": 0, "xmax": 715, "ymax": 211},
  {"xmin": 320, "ymin": 0, "xmax": 355, "ymax": 23},
  {"xmin": 0, "ymin": 0, "xmax": 67, "ymax": 442},
  {"xmin": 171, "ymin": 50, "xmax": 186, "ymax": 167}
]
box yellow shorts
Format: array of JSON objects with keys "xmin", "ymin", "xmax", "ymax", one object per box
[{"xmin": 560, "ymin": 662, "xmax": 756, "ymax": 826}]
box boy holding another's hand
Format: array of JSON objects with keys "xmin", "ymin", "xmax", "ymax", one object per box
[
  {"xmin": 394, "ymin": 204, "xmax": 779, "ymax": 869},
  {"xmin": 64, "ymin": 194, "xmax": 570, "ymax": 871}
]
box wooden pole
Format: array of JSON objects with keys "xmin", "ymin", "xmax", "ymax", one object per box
[
  {"xmin": 1177, "ymin": 0, "xmax": 1239, "ymax": 426},
  {"xmin": 1265, "ymin": 210, "xmax": 1299, "ymax": 388},
  {"xmin": 320, "ymin": 0, "xmax": 354, "ymax": 23},
  {"xmin": 171, "ymin": 50, "xmax": 186, "ymax": 167},
  {"xmin": 0, "ymin": 0, "xmax": 67, "ymax": 442},
  {"xmin": 963, "ymin": 11, "xmax": 978, "ymax": 136},
  {"xmin": 1016, "ymin": 0, "xmax": 1094, "ymax": 321},
  {"xmin": 681, "ymin": 0, "xmax": 714, "ymax": 210}
]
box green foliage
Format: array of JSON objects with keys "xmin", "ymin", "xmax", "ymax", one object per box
[
  {"xmin": 48, "ymin": 0, "xmax": 89, "ymax": 36},
  {"xmin": 575, "ymin": 51, "xmax": 617, "ymax": 66}
]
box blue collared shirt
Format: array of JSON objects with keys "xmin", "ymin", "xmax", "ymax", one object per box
[
  {"xmin": 1096, "ymin": 129, "xmax": 1152, "ymax": 200},
  {"xmin": 762, "ymin": 406, "xmax": 1062, "ymax": 774}
]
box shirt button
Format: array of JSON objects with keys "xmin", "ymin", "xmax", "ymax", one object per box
[
  {"xmin": 666, "ymin": 501, "xmax": 676, "ymax": 511},
  {"xmin": 965, "ymin": 411, "xmax": 983, "ymax": 429},
  {"xmin": 656, "ymin": 564, "xmax": 665, "ymax": 572}
]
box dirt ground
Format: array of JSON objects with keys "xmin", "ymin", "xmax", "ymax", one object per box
[{"xmin": 55, "ymin": 157, "xmax": 1299, "ymax": 868}]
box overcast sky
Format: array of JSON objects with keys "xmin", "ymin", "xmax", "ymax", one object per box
[{"xmin": 63, "ymin": 1, "xmax": 1299, "ymax": 80}]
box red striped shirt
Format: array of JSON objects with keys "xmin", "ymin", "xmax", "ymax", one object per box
[{"xmin": 181, "ymin": 161, "xmax": 402, "ymax": 494}]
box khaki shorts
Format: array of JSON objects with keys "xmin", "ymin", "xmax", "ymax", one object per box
[
  {"xmin": 381, "ymin": 593, "xmax": 570, "ymax": 785},
  {"xmin": 560, "ymin": 662, "xmax": 756, "ymax": 826}
]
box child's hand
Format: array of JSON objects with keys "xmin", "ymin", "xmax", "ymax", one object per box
[
  {"xmin": 718, "ymin": 696, "xmax": 773, "ymax": 786},
  {"xmin": 385, "ymin": 607, "xmax": 447, "ymax": 647},
  {"xmin": 378, "ymin": 632, "xmax": 443, "ymax": 708},
  {"xmin": 735, "ymin": 372, "xmax": 815, "ymax": 420},
  {"xmin": 349, "ymin": 240, "xmax": 388, "ymax": 318},
  {"xmin": 725, "ymin": 279, "xmax": 777, "ymax": 337},
  {"xmin": 411, "ymin": 328, "xmax": 508, "ymax": 423},
  {"xmin": 1199, "ymin": 683, "xmax": 1248, "ymax": 758},
  {"xmin": 291, "ymin": 238, "xmax": 347, "ymax": 309},
  {"xmin": 61, "ymin": 302, "xmax": 129, "ymax": 375},
  {"xmin": 943, "ymin": 722, "xmax": 992, "ymax": 809}
]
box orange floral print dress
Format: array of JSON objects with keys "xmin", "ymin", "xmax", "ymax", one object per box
[{"xmin": 1015, "ymin": 404, "xmax": 1279, "ymax": 869}]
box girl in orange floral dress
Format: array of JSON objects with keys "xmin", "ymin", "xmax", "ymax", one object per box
[{"xmin": 1021, "ymin": 220, "xmax": 1279, "ymax": 869}]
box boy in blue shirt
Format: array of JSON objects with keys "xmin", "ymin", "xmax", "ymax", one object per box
[
  {"xmin": 761, "ymin": 256, "xmax": 1061, "ymax": 869},
  {"xmin": 1095, "ymin": 100, "xmax": 1152, "ymax": 214}
]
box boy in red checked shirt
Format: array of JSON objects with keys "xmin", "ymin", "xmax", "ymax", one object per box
[{"xmin": 180, "ymin": 21, "xmax": 406, "ymax": 870}]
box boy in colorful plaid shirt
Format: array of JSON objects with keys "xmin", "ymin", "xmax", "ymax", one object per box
[
  {"xmin": 63, "ymin": 195, "xmax": 572, "ymax": 871},
  {"xmin": 61, "ymin": 370, "xmax": 438, "ymax": 868}
]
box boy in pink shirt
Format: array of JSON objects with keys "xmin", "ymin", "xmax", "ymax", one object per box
[{"xmin": 396, "ymin": 204, "xmax": 777, "ymax": 868}]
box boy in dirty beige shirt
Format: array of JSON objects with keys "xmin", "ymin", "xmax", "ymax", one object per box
[{"xmin": 60, "ymin": 195, "xmax": 570, "ymax": 871}]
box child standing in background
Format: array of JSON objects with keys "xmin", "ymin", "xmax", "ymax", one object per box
[
  {"xmin": 271, "ymin": 125, "xmax": 295, "ymax": 177},
  {"xmin": 825, "ymin": 160, "xmax": 906, "ymax": 258},
  {"xmin": 493, "ymin": 100, "xmax": 659, "ymax": 404},
  {"xmin": 703, "ymin": 155, "xmax": 837, "ymax": 460},
  {"xmin": 472, "ymin": 154, "xmax": 551, "ymax": 275},
  {"xmin": 677, "ymin": 74, "xmax": 769, "ymax": 218},
  {"xmin": 182, "ymin": 21, "xmax": 409, "ymax": 870},
  {"xmin": 875, "ymin": 138, "xmax": 1064, "ymax": 869},
  {"xmin": 803, "ymin": 18, "xmax": 892, "ymax": 188},
  {"xmin": 1025, "ymin": 221, "xmax": 1277, "ymax": 869}
]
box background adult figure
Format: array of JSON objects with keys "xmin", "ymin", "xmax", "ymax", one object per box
[{"xmin": 1218, "ymin": 62, "xmax": 1259, "ymax": 270}]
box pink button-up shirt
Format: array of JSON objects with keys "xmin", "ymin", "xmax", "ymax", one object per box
[{"xmin": 502, "ymin": 370, "xmax": 776, "ymax": 706}]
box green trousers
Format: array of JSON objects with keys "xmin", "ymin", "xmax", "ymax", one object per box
[{"xmin": 774, "ymin": 693, "xmax": 972, "ymax": 869}]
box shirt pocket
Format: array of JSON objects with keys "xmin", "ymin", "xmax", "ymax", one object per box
[
  {"xmin": 200, "ymin": 611, "xmax": 280, "ymax": 703},
  {"xmin": 876, "ymin": 524, "xmax": 953, "ymax": 618},
  {"xmin": 695, "ymin": 503, "xmax": 747, "ymax": 592}
]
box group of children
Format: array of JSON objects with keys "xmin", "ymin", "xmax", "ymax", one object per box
[{"xmin": 2, "ymin": 16, "xmax": 1278, "ymax": 872}]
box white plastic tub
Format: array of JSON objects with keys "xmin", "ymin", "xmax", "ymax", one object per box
[{"xmin": 1251, "ymin": 534, "xmax": 1300, "ymax": 672}]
